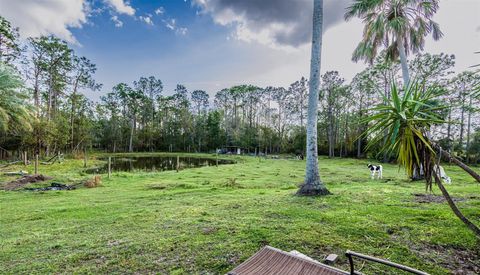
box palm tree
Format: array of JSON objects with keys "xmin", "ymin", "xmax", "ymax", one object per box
[
  {"xmin": 364, "ymin": 81, "xmax": 480, "ymax": 237},
  {"xmin": 345, "ymin": 0, "xmax": 443, "ymax": 86},
  {"xmin": 0, "ymin": 61, "xmax": 32, "ymax": 134},
  {"xmin": 297, "ymin": 0, "xmax": 330, "ymax": 196}
]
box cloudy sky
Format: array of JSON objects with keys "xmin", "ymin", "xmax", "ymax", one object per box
[{"xmin": 0, "ymin": 0, "xmax": 479, "ymax": 100}]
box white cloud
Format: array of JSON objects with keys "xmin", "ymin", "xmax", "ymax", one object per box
[
  {"xmin": 163, "ymin": 19, "xmax": 188, "ymax": 35},
  {"xmin": 111, "ymin": 15, "xmax": 123, "ymax": 27},
  {"xmin": 155, "ymin": 7, "xmax": 165, "ymax": 15},
  {"xmin": 0, "ymin": 0, "xmax": 89, "ymax": 44},
  {"xmin": 192, "ymin": 0, "xmax": 349, "ymax": 49},
  {"xmin": 139, "ymin": 15, "xmax": 154, "ymax": 26},
  {"xmin": 104, "ymin": 0, "xmax": 135, "ymax": 16},
  {"xmin": 176, "ymin": 27, "xmax": 188, "ymax": 36},
  {"xmin": 166, "ymin": 19, "xmax": 176, "ymax": 30}
]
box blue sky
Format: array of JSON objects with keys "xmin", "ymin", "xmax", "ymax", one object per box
[
  {"xmin": 72, "ymin": 0, "xmax": 240, "ymax": 98},
  {"xmin": 1, "ymin": 0, "xmax": 479, "ymax": 101}
]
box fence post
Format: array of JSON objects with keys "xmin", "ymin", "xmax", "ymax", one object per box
[
  {"xmin": 83, "ymin": 148, "xmax": 87, "ymax": 168},
  {"xmin": 176, "ymin": 155, "xmax": 180, "ymax": 172},
  {"xmin": 35, "ymin": 154, "xmax": 39, "ymax": 175}
]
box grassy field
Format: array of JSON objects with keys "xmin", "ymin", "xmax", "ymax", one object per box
[{"xmin": 0, "ymin": 153, "xmax": 479, "ymax": 274}]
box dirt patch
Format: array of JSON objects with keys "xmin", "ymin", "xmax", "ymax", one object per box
[
  {"xmin": 413, "ymin": 193, "xmax": 466, "ymax": 203},
  {"xmin": 390, "ymin": 233, "xmax": 480, "ymax": 274},
  {"xmin": 2, "ymin": 174, "xmax": 52, "ymax": 191},
  {"xmin": 413, "ymin": 242, "xmax": 480, "ymax": 274},
  {"xmin": 201, "ymin": 227, "xmax": 218, "ymax": 235}
]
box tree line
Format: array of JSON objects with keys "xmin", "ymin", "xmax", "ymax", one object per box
[{"xmin": 0, "ymin": 15, "xmax": 479, "ymax": 163}]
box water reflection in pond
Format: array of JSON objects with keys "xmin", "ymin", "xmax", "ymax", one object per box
[{"xmin": 86, "ymin": 156, "xmax": 234, "ymax": 174}]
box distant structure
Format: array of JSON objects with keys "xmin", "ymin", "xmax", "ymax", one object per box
[{"xmin": 217, "ymin": 146, "xmax": 243, "ymax": 155}]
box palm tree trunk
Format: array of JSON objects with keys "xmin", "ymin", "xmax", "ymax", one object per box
[
  {"xmin": 297, "ymin": 0, "xmax": 330, "ymax": 196},
  {"xmin": 398, "ymin": 41, "xmax": 410, "ymax": 86},
  {"xmin": 432, "ymin": 170, "xmax": 480, "ymax": 238}
]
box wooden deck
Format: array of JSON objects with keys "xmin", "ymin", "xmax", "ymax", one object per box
[{"xmin": 228, "ymin": 246, "xmax": 349, "ymax": 275}]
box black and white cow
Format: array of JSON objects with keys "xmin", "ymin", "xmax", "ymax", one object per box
[
  {"xmin": 367, "ymin": 164, "xmax": 383, "ymax": 179},
  {"xmin": 434, "ymin": 164, "xmax": 451, "ymax": 184}
]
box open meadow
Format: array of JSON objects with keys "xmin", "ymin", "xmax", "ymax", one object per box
[{"xmin": 1, "ymin": 154, "xmax": 479, "ymax": 274}]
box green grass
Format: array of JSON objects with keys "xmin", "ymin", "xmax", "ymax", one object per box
[{"xmin": 1, "ymin": 154, "xmax": 479, "ymax": 274}]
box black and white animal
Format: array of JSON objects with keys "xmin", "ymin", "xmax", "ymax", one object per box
[
  {"xmin": 367, "ymin": 164, "xmax": 383, "ymax": 179},
  {"xmin": 295, "ymin": 152, "xmax": 304, "ymax": 160},
  {"xmin": 434, "ymin": 164, "xmax": 451, "ymax": 184}
]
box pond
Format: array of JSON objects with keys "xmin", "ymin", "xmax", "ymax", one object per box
[{"xmin": 86, "ymin": 156, "xmax": 235, "ymax": 174}]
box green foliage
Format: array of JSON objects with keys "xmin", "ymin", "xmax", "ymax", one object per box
[
  {"xmin": 345, "ymin": 0, "xmax": 442, "ymax": 63},
  {"xmin": 0, "ymin": 15, "xmax": 21, "ymax": 63},
  {"xmin": 467, "ymin": 129, "xmax": 480, "ymax": 164},
  {"xmin": 0, "ymin": 62, "xmax": 32, "ymax": 134}
]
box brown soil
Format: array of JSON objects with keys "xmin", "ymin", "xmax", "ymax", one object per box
[
  {"xmin": 2, "ymin": 174, "xmax": 52, "ymax": 191},
  {"xmin": 413, "ymin": 242, "xmax": 480, "ymax": 274},
  {"xmin": 390, "ymin": 231, "xmax": 480, "ymax": 274},
  {"xmin": 413, "ymin": 193, "xmax": 466, "ymax": 203}
]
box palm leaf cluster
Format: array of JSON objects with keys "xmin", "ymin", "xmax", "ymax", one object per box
[
  {"xmin": 0, "ymin": 62, "xmax": 32, "ymax": 134},
  {"xmin": 364, "ymin": 81, "xmax": 446, "ymax": 188},
  {"xmin": 345, "ymin": 0, "xmax": 442, "ymax": 63}
]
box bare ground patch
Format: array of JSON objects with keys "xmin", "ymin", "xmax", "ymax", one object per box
[
  {"xmin": 412, "ymin": 242, "xmax": 480, "ymax": 274},
  {"xmin": 413, "ymin": 193, "xmax": 466, "ymax": 203},
  {"xmin": 2, "ymin": 174, "xmax": 52, "ymax": 191}
]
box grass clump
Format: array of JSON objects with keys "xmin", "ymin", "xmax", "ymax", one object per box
[
  {"xmin": 84, "ymin": 175, "xmax": 102, "ymax": 188},
  {"xmin": 222, "ymin": 177, "xmax": 243, "ymax": 188}
]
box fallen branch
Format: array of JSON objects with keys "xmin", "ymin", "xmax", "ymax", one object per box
[
  {"xmin": 3, "ymin": 170, "xmax": 29, "ymax": 176},
  {"xmin": 0, "ymin": 160, "xmax": 23, "ymax": 168}
]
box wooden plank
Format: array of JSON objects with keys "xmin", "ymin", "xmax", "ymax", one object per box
[{"xmin": 228, "ymin": 246, "xmax": 348, "ymax": 275}]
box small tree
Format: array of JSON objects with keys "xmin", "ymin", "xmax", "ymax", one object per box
[{"xmin": 364, "ymin": 81, "xmax": 480, "ymax": 237}]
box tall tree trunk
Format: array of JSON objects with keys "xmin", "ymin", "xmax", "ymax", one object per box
[
  {"xmin": 357, "ymin": 98, "xmax": 363, "ymax": 158},
  {"xmin": 328, "ymin": 102, "xmax": 334, "ymax": 158},
  {"xmin": 33, "ymin": 73, "xmax": 40, "ymax": 116},
  {"xmin": 47, "ymin": 75, "xmax": 53, "ymax": 121},
  {"xmin": 300, "ymin": 100, "xmax": 304, "ymax": 128},
  {"xmin": 129, "ymin": 117, "xmax": 134, "ymax": 152},
  {"xmin": 398, "ymin": 40, "xmax": 410, "ymax": 86},
  {"xmin": 33, "ymin": 70, "xmax": 41, "ymax": 156},
  {"xmin": 151, "ymin": 98, "xmax": 155, "ymax": 152},
  {"xmin": 447, "ymin": 106, "xmax": 452, "ymax": 149},
  {"xmin": 344, "ymin": 114, "xmax": 349, "ymax": 157},
  {"xmin": 297, "ymin": 0, "xmax": 330, "ymax": 196},
  {"xmin": 465, "ymin": 95, "xmax": 472, "ymax": 163},
  {"xmin": 70, "ymin": 83, "xmax": 78, "ymax": 151},
  {"xmin": 459, "ymin": 85, "xmax": 465, "ymax": 151},
  {"xmin": 432, "ymin": 170, "xmax": 480, "ymax": 238}
]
